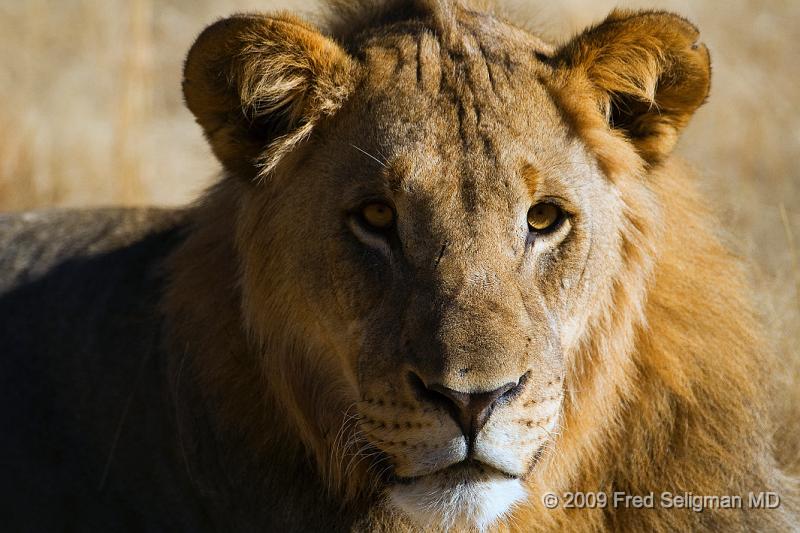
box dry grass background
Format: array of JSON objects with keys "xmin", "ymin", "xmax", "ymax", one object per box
[{"xmin": 0, "ymin": 0, "xmax": 797, "ymax": 365}]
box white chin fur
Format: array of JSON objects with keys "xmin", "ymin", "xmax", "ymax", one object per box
[{"xmin": 389, "ymin": 476, "xmax": 526, "ymax": 532}]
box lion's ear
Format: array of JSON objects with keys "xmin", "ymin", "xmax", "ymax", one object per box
[
  {"xmin": 555, "ymin": 10, "xmax": 711, "ymax": 165},
  {"xmin": 183, "ymin": 14, "xmax": 357, "ymax": 179}
]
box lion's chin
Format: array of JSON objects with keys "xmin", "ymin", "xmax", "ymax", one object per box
[{"xmin": 388, "ymin": 470, "xmax": 526, "ymax": 532}]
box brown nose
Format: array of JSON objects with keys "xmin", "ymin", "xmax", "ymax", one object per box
[{"xmin": 410, "ymin": 372, "xmax": 528, "ymax": 442}]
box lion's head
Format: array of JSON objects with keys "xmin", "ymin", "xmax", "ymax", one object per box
[{"xmin": 180, "ymin": 1, "xmax": 710, "ymax": 530}]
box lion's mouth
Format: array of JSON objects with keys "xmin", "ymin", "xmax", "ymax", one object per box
[
  {"xmin": 390, "ymin": 458, "xmax": 518, "ymax": 486},
  {"xmin": 386, "ymin": 459, "xmax": 529, "ymax": 530}
]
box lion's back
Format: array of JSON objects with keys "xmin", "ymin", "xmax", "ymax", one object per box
[
  {"xmin": 0, "ymin": 208, "xmax": 211, "ymax": 530},
  {"xmin": 0, "ymin": 208, "xmax": 183, "ymax": 289}
]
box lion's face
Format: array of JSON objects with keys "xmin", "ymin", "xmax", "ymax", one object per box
[
  {"xmin": 234, "ymin": 17, "xmax": 626, "ymax": 530},
  {"xmin": 184, "ymin": 4, "xmax": 709, "ymax": 531},
  {"xmin": 324, "ymin": 82, "xmax": 616, "ymax": 529}
]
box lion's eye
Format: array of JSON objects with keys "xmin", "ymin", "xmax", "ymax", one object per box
[
  {"xmin": 527, "ymin": 203, "xmax": 563, "ymax": 233},
  {"xmin": 361, "ymin": 202, "xmax": 395, "ymax": 231}
]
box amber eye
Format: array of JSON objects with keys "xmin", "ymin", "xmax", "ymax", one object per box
[
  {"xmin": 527, "ymin": 203, "xmax": 563, "ymax": 233},
  {"xmin": 361, "ymin": 202, "xmax": 395, "ymax": 230}
]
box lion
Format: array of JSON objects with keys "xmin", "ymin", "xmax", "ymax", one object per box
[{"xmin": 0, "ymin": 0, "xmax": 798, "ymax": 531}]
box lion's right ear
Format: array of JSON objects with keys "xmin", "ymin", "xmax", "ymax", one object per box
[{"xmin": 183, "ymin": 14, "xmax": 357, "ymax": 179}]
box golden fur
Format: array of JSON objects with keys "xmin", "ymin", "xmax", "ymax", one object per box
[{"xmin": 164, "ymin": 1, "xmax": 799, "ymax": 530}]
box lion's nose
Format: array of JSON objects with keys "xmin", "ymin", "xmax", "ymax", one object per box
[{"xmin": 409, "ymin": 372, "xmax": 528, "ymax": 441}]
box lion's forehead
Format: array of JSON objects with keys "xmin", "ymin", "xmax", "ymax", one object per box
[
  {"xmin": 357, "ymin": 17, "xmax": 559, "ymax": 141},
  {"xmin": 351, "ymin": 23, "xmax": 572, "ymax": 185}
]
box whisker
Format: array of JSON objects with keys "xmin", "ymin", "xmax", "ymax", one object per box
[{"xmin": 350, "ymin": 143, "xmax": 387, "ymax": 168}]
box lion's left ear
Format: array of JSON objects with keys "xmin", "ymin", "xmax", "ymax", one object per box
[
  {"xmin": 554, "ymin": 10, "xmax": 711, "ymax": 165},
  {"xmin": 183, "ymin": 14, "xmax": 357, "ymax": 180}
]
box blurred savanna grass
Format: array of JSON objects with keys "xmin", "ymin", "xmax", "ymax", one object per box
[{"xmin": 0, "ymin": 0, "xmax": 798, "ymax": 368}]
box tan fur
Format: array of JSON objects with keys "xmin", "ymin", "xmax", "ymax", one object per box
[{"xmin": 166, "ymin": 1, "xmax": 798, "ymax": 531}]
